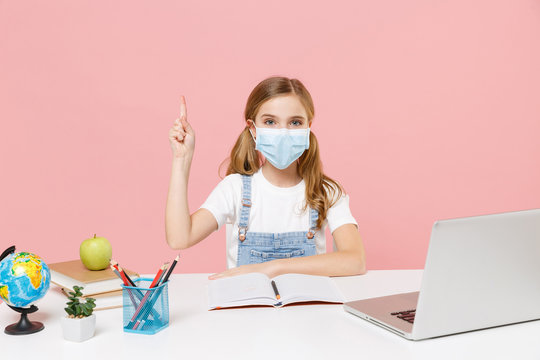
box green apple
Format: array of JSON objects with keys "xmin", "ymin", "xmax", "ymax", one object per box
[{"xmin": 79, "ymin": 234, "xmax": 112, "ymax": 271}]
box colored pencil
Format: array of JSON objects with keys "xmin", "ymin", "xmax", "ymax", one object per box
[
  {"xmin": 111, "ymin": 259, "xmax": 137, "ymax": 287},
  {"xmin": 111, "ymin": 260, "xmax": 137, "ymax": 290},
  {"xmin": 110, "ymin": 265, "xmax": 128, "ymax": 286},
  {"xmin": 160, "ymin": 254, "xmax": 180, "ymax": 284},
  {"xmin": 132, "ymin": 263, "xmax": 170, "ymax": 329},
  {"xmin": 110, "ymin": 265, "xmax": 138, "ymax": 308},
  {"xmin": 136, "ymin": 286, "xmax": 165, "ymax": 330},
  {"xmin": 150, "ymin": 263, "xmax": 168, "ymax": 288},
  {"xmin": 118, "ymin": 265, "xmax": 137, "ymax": 287},
  {"xmin": 135, "ymin": 254, "xmax": 180, "ymax": 327},
  {"xmin": 127, "ymin": 263, "xmax": 168, "ymax": 328},
  {"xmin": 112, "ymin": 263, "xmax": 165, "ymax": 323},
  {"xmin": 135, "ymin": 255, "xmax": 180, "ymax": 329}
]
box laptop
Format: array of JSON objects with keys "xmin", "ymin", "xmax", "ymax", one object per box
[{"xmin": 343, "ymin": 208, "xmax": 540, "ymax": 340}]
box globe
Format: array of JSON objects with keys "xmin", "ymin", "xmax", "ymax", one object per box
[{"xmin": 0, "ymin": 251, "xmax": 50, "ymax": 308}]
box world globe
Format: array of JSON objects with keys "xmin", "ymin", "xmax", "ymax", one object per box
[{"xmin": 0, "ymin": 251, "xmax": 50, "ymax": 308}]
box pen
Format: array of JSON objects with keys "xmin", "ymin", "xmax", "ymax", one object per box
[{"xmin": 271, "ymin": 280, "xmax": 281, "ymax": 300}]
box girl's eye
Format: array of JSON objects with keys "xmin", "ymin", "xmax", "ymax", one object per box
[
  {"xmin": 291, "ymin": 120, "xmax": 302, "ymax": 126},
  {"xmin": 264, "ymin": 119, "xmax": 276, "ymax": 125}
]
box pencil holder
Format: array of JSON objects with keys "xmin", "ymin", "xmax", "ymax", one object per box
[{"xmin": 122, "ymin": 277, "xmax": 169, "ymax": 335}]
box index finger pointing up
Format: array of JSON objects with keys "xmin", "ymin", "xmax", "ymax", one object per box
[{"xmin": 180, "ymin": 95, "xmax": 187, "ymax": 121}]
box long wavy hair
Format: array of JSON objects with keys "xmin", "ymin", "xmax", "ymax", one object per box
[{"xmin": 222, "ymin": 76, "xmax": 344, "ymax": 229}]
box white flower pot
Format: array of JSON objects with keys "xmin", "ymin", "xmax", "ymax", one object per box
[{"xmin": 60, "ymin": 313, "xmax": 96, "ymax": 342}]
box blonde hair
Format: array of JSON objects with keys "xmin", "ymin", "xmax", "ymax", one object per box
[{"xmin": 222, "ymin": 76, "xmax": 343, "ymax": 229}]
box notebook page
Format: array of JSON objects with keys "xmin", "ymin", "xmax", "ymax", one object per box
[
  {"xmin": 207, "ymin": 273, "xmax": 277, "ymax": 309},
  {"xmin": 273, "ymin": 274, "xmax": 345, "ymax": 304}
]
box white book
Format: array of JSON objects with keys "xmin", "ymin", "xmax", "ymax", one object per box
[{"xmin": 207, "ymin": 273, "xmax": 344, "ymax": 310}]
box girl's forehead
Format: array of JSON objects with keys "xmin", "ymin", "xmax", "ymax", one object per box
[{"xmin": 257, "ymin": 95, "xmax": 307, "ymax": 119}]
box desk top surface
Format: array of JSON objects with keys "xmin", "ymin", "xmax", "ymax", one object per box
[{"xmin": 2, "ymin": 270, "xmax": 539, "ymax": 360}]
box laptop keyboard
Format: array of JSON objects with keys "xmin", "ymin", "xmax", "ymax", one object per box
[{"xmin": 391, "ymin": 309, "xmax": 416, "ymax": 323}]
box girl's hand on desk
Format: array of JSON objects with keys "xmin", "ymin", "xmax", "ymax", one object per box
[
  {"xmin": 169, "ymin": 95, "xmax": 195, "ymax": 159},
  {"xmin": 208, "ymin": 262, "xmax": 277, "ymax": 280}
]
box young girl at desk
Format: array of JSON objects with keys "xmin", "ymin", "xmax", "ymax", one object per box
[{"xmin": 165, "ymin": 76, "xmax": 366, "ymax": 279}]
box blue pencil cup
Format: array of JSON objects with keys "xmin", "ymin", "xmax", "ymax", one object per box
[{"xmin": 122, "ymin": 277, "xmax": 169, "ymax": 335}]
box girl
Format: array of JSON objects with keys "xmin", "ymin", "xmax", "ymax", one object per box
[{"xmin": 165, "ymin": 76, "xmax": 366, "ymax": 279}]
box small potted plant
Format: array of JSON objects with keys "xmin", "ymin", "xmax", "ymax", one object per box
[{"xmin": 60, "ymin": 285, "xmax": 97, "ymax": 342}]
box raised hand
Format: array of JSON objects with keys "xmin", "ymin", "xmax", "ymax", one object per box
[{"xmin": 168, "ymin": 95, "xmax": 195, "ymax": 159}]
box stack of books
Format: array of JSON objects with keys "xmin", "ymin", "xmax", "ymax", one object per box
[{"xmin": 49, "ymin": 259, "xmax": 139, "ymax": 310}]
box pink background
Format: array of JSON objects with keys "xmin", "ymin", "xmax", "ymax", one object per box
[{"xmin": 1, "ymin": 1, "xmax": 539, "ymax": 275}]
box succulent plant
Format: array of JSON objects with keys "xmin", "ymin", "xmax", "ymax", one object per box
[{"xmin": 64, "ymin": 286, "xmax": 96, "ymax": 318}]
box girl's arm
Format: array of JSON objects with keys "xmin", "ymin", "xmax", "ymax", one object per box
[
  {"xmin": 165, "ymin": 159, "xmax": 218, "ymax": 250},
  {"xmin": 165, "ymin": 96, "xmax": 218, "ymax": 250},
  {"xmin": 209, "ymin": 223, "xmax": 366, "ymax": 279}
]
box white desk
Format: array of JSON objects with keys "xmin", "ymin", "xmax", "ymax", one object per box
[{"xmin": 2, "ymin": 270, "xmax": 539, "ymax": 359}]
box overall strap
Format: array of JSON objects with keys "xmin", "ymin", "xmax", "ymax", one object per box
[
  {"xmin": 307, "ymin": 207, "xmax": 319, "ymax": 239},
  {"xmin": 238, "ymin": 175, "xmax": 253, "ymax": 241}
]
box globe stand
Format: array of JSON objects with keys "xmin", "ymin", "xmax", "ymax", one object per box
[{"xmin": 4, "ymin": 304, "xmax": 44, "ymax": 335}]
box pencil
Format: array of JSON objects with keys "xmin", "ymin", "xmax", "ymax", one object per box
[
  {"xmin": 110, "ymin": 264, "xmax": 129, "ymax": 286},
  {"xmin": 110, "ymin": 265, "xmax": 138, "ymax": 308},
  {"xmin": 134, "ymin": 257, "xmax": 178, "ymax": 330},
  {"xmin": 155, "ymin": 263, "xmax": 169, "ymax": 286},
  {"xmin": 136, "ymin": 285, "xmax": 166, "ymax": 330},
  {"xmin": 133, "ymin": 263, "xmax": 169, "ymax": 329},
  {"xmin": 149, "ymin": 263, "xmax": 168, "ymax": 288},
  {"xmin": 118, "ymin": 265, "xmax": 137, "ymax": 287},
  {"xmin": 136, "ymin": 256, "xmax": 178, "ymax": 329},
  {"xmin": 111, "ymin": 259, "xmax": 137, "ymax": 287},
  {"xmin": 271, "ymin": 280, "xmax": 281, "ymax": 300},
  {"xmin": 160, "ymin": 254, "xmax": 180, "ymax": 284},
  {"xmin": 128, "ymin": 263, "xmax": 168, "ymax": 328},
  {"xmin": 111, "ymin": 264, "xmax": 164, "ymax": 324}
]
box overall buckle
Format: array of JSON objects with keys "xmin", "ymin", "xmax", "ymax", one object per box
[{"xmin": 238, "ymin": 226, "xmax": 247, "ymax": 241}]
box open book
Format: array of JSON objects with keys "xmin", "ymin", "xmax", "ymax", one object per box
[{"xmin": 207, "ymin": 273, "xmax": 344, "ymax": 310}]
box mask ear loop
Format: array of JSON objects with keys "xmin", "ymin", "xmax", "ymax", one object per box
[{"xmin": 247, "ymin": 120, "xmax": 256, "ymax": 143}]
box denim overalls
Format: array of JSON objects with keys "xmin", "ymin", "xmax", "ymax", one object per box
[{"xmin": 236, "ymin": 175, "xmax": 319, "ymax": 266}]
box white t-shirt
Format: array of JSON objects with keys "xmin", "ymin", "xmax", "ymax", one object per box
[{"xmin": 200, "ymin": 168, "xmax": 358, "ymax": 269}]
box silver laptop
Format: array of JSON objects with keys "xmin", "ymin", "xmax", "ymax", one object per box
[{"xmin": 344, "ymin": 208, "xmax": 540, "ymax": 340}]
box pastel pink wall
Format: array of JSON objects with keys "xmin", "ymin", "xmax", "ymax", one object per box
[{"xmin": 1, "ymin": 1, "xmax": 539, "ymax": 274}]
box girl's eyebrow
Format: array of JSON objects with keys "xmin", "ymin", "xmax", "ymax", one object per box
[{"xmin": 260, "ymin": 113, "xmax": 306, "ymax": 120}]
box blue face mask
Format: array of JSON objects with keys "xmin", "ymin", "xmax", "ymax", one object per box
[{"xmin": 250, "ymin": 126, "xmax": 310, "ymax": 170}]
